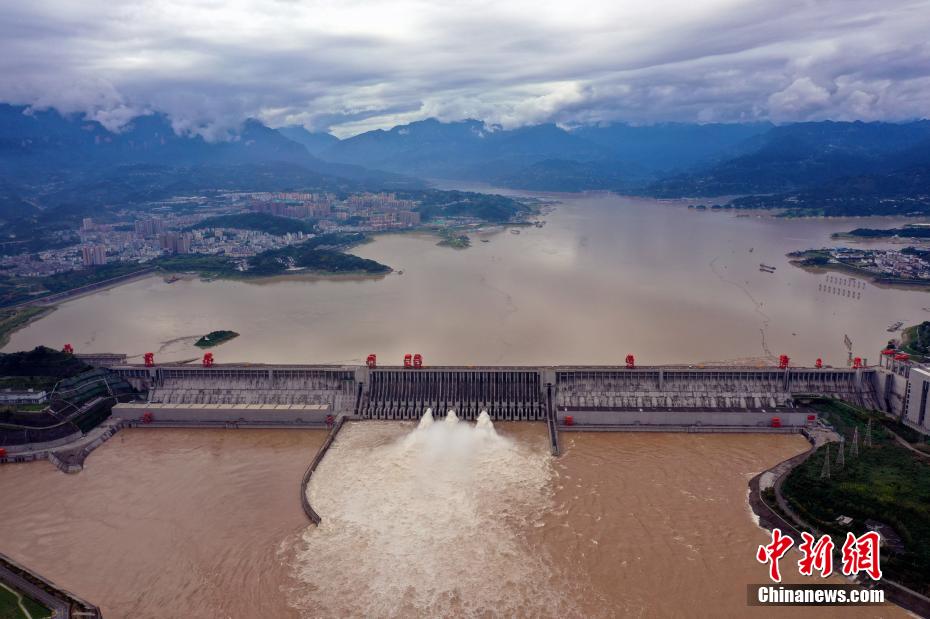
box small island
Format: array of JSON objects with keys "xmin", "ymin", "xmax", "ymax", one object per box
[
  {"xmin": 436, "ymin": 230, "xmax": 471, "ymax": 249},
  {"xmin": 833, "ymin": 226, "xmax": 930, "ymax": 241},
  {"xmin": 195, "ymin": 330, "xmax": 240, "ymax": 348}
]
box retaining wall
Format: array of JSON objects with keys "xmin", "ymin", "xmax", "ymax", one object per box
[{"xmin": 113, "ymin": 402, "xmax": 332, "ymax": 424}]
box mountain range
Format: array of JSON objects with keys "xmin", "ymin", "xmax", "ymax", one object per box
[
  {"xmin": 649, "ymin": 121, "xmax": 930, "ymax": 197},
  {"xmin": 2, "ymin": 103, "xmax": 930, "ymax": 223},
  {"xmin": 309, "ymin": 117, "xmax": 930, "ymax": 203},
  {"xmin": 0, "ymin": 105, "xmax": 412, "ymax": 189},
  {"xmin": 315, "ymin": 118, "xmax": 774, "ymax": 190}
]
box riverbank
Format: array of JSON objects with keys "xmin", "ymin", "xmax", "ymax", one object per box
[
  {"xmin": 1, "ymin": 553, "xmax": 100, "ymax": 618},
  {"xmin": 788, "ymin": 250, "xmax": 930, "ymax": 291},
  {"xmin": 0, "ymin": 306, "xmax": 55, "ymax": 349},
  {"xmin": 2, "ymin": 267, "xmax": 157, "ymax": 310},
  {"xmin": 0, "ymin": 234, "xmax": 390, "ymax": 314},
  {"xmin": 762, "ymin": 399, "xmax": 930, "ymax": 605},
  {"xmin": 6, "ymin": 193, "xmax": 929, "ymax": 365},
  {"xmin": 749, "ymin": 445, "xmax": 930, "ymax": 615}
]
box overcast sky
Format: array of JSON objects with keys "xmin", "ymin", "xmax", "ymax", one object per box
[{"xmin": 1, "ymin": 0, "xmax": 929, "ymax": 138}]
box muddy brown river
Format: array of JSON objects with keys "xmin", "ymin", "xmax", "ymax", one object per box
[{"xmin": 0, "ymin": 424, "xmax": 905, "ymax": 617}]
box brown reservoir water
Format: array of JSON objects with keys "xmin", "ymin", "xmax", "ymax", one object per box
[
  {"xmin": 0, "ymin": 424, "xmax": 905, "ymax": 617},
  {"xmin": 5, "ymin": 193, "xmax": 930, "ymax": 366}
]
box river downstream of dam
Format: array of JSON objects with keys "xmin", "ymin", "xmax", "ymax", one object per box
[
  {"xmin": 5, "ymin": 192, "xmax": 930, "ymax": 366},
  {"xmin": 0, "ymin": 424, "xmax": 906, "ymax": 617}
]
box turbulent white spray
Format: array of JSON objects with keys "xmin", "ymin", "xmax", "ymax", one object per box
[
  {"xmin": 418, "ymin": 407, "xmax": 435, "ymax": 428},
  {"xmin": 289, "ymin": 410, "xmax": 567, "ymax": 617}
]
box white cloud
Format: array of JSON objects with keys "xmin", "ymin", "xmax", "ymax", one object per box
[
  {"xmin": 0, "ymin": 0, "xmax": 928, "ymax": 138},
  {"xmin": 768, "ymin": 78, "xmax": 833, "ymax": 120}
]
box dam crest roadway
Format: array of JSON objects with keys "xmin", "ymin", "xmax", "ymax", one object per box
[{"xmin": 100, "ymin": 355, "xmax": 915, "ymax": 432}]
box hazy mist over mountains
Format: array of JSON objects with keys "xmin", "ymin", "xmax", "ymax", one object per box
[{"xmin": 3, "ymin": 103, "xmax": 930, "ymax": 202}]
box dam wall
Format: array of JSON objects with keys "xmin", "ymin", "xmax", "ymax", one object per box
[
  {"xmin": 107, "ymin": 363, "xmax": 891, "ymax": 426},
  {"xmin": 558, "ymin": 409, "xmax": 814, "ymax": 429}
]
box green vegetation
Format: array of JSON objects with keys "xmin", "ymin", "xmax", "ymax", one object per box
[
  {"xmin": 0, "ymin": 277, "xmax": 46, "ymax": 308},
  {"xmin": 158, "ymin": 232, "xmax": 389, "ymax": 278},
  {"xmin": 154, "ymin": 254, "xmax": 238, "ymax": 278},
  {"xmin": 0, "ymin": 306, "xmax": 52, "ymax": 348},
  {"xmin": 194, "ymin": 330, "xmax": 239, "ymax": 348},
  {"xmin": 0, "ymin": 346, "xmax": 90, "ymax": 388},
  {"xmin": 72, "ymin": 396, "xmax": 116, "ymax": 433},
  {"xmin": 7, "ymin": 403, "xmax": 47, "ymax": 412},
  {"xmin": 0, "ymin": 262, "xmax": 152, "ymax": 307},
  {"xmin": 788, "ymin": 249, "xmax": 838, "ymax": 268},
  {"xmin": 722, "ymin": 166, "xmax": 930, "ymax": 218},
  {"xmin": 38, "ymin": 262, "xmax": 148, "ymax": 294},
  {"xmin": 0, "ymin": 234, "xmax": 390, "ymax": 305},
  {"xmin": 782, "ymin": 399, "xmax": 930, "ymax": 593},
  {"xmin": 839, "ymin": 226, "xmax": 930, "ymax": 240},
  {"xmin": 400, "ymin": 189, "xmax": 530, "ymax": 223},
  {"xmin": 0, "ymin": 376, "xmax": 53, "ymax": 391},
  {"xmin": 190, "ymin": 212, "xmax": 316, "ymax": 236},
  {"xmin": 0, "ymin": 583, "xmax": 52, "ymax": 619},
  {"xmin": 787, "ymin": 249, "xmax": 874, "ymax": 278},
  {"xmin": 436, "ymin": 230, "xmax": 471, "ymax": 249},
  {"xmin": 901, "ymin": 322, "xmax": 930, "ymax": 359},
  {"xmin": 1, "ymin": 367, "xmax": 136, "ymax": 445},
  {"xmin": 246, "ymin": 233, "xmax": 390, "ymax": 276}
]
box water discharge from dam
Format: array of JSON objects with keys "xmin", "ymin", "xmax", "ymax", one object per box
[
  {"xmin": 0, "ymin": 425, "xmax": 908, "ymax": 617},
  {"xmin": 290, "ymin": 420, "xmax": 904, "ymax": 618},
  {"xmin": 289, "ymin": 411, "xmax": 577, "ymax": 617}
]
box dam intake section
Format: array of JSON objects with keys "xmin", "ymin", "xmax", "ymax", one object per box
[{"xmin": 109, "ymin": 362, "xmax": 892, "ymax": 431}]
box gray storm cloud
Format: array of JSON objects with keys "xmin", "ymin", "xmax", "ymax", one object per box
[{"xmin": 1, "ymin": 0, "xmax": 928, "ymax": 138}]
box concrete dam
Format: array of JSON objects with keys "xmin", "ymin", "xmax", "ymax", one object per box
[{"xmin": 107, "ymin": 360, "xmax": 901, "ymax": 431}]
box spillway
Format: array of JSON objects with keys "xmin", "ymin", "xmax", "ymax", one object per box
[{"xmin": 290, "ymin": 413, "xmax": 569, "ymax": 617}]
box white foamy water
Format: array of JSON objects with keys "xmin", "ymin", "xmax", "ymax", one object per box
[{"xmin": 289, "ymin": 411, "xmax": 574, "ymax": 617}]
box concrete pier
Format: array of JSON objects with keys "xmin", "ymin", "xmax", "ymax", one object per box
[{"xmin": 300, "ymin": 416, "xmax": 348, "ymax": 524}]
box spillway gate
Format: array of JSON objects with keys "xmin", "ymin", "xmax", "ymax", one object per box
[{"xmin": 360, "ymin": 368, "xmax": 546, "ymax": 420}]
